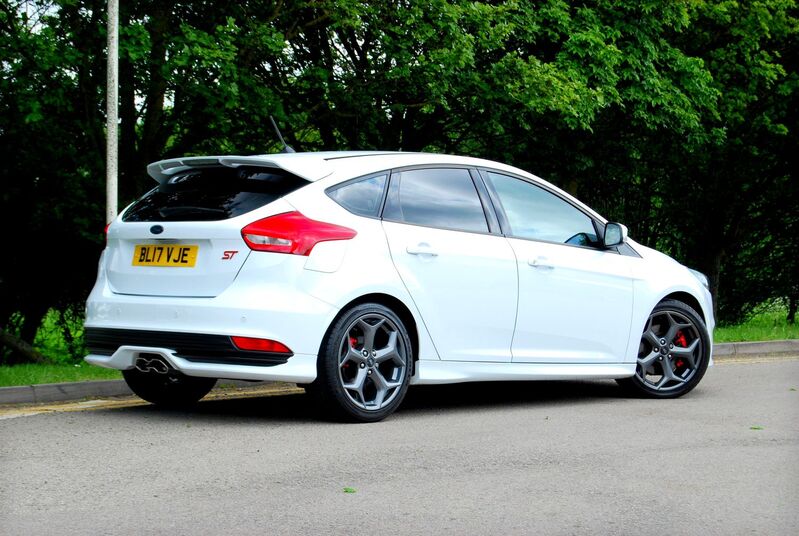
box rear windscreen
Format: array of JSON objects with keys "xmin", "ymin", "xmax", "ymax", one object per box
[{"xmin": 123, "ymin": 166, "xmax": 308, "ymax": 222}]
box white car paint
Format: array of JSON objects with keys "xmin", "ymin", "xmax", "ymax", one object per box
[
  {"xmin": 85, "ymin": 151, "xmax": 714, "ymax": 388},
  {"xmin": 382, "ymin": 220, "xmax": 518, "ymax": 362},
  {"xmin": 508, "ymin": 236, "xmax": 635, "ymax": 363}
]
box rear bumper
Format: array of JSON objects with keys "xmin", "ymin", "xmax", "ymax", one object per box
[
  {"xmin": 84, "ymin": 254, "xmax": 340, "ymax": 383},
  {"xmin": 86, "ymin": 347, "xmax": 318, "ymax": 383},
  {"xmin": 85, "ymin": 327, "xmax": 292, "ymax": 366}
]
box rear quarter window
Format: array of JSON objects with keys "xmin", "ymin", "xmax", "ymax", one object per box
[
  {"xmin": 326, "ymin": 174, "xmax": 388, "ymax": 218},
  {"xmin": 123, "ymin": 166, "xmax": 308, "ymax": 222}
]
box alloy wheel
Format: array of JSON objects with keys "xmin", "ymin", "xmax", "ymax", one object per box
[
  {"xmin": 636, "ymin": 309, "xmax": 704, "ymax": 392},
  {"xmin": 337, "ymin": 313, "xmax": 408, "ymax": 411}
]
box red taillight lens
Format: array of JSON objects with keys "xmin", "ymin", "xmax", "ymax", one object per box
[
  {"xmin": 231, "ymin": 336, "xmax": 292, "ymax": 354},
  {"xmin": 104, "ymin": 222, "xmax": 111, "ymax": 247},
  {"xmin": 241, "ymin": 211, "xmax": 356, "ymax": 256}
]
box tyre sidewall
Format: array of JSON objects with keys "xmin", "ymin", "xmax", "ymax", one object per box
[
  {"xmin": 318, "ymin": 303, "xmax": 413, "ymax": 422},
  {"xmin": 123, "ymin": 369, "xmax": 216, "ymax": 407},
  {"xmin": 625, "ymin": 299, "xmax": 711, "ymax": 399}
]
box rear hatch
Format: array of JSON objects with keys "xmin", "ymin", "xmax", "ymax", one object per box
[{"xmin": 105, "ymin": 165, "xmax": 308, "ymax": 297}]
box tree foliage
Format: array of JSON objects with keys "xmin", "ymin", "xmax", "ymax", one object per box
[{"xmin": 1, "ymin": 0, "xmax": 797, "ymax": 361}]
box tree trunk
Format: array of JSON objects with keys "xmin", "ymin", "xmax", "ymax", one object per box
[
  {"xmin": 139, "ymin": 4, "xmax": 169, "ymax": 180},
  {"xmin": 707, "ymin": 249, "xmax": 724, "ymax": 319},
  {"xmin": 0, "ymin": 327, "xmax": 48, "ymax": 364},
  {"xmin": 788, "ymin": 295, "xmax": 797, "ymax": 325}
]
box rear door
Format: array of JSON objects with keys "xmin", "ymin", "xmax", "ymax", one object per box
[
  {"xmin": 381, "ymin": 167, "xmax": 518, "ymax": 362},
  {"xmin": 105, "ymin": 166, "xmax": 307, "ymax": 297}
]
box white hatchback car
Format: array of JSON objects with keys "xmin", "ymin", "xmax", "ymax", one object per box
[{"xmin": 85, "ymin": 151, "xmax": 714, "ymax": 421}]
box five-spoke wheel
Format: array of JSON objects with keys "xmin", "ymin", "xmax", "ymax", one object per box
[
  {"xmin": 316, "ymin": 303, "xmax": 412, "ymax": 422},
  {"xmin": 618, "ymin": 299, "xmax": 710, "ymax": 398}
]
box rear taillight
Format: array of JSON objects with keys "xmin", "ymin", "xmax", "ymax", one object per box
[
  {"xmin": 231, "ymin": 336, "xmax": 292, "ymax": 354},
  {"xmin": 241, "ymin": 211, "xmax": 356, "ymax": 256},
  {"xmin": 104, "ymin": 222, "xmax": 111, "ymax": 247}
]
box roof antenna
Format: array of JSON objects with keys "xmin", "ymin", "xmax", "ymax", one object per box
[{"xmin": 269, "ymin": 115, "xmax": 295, "ymax": 153}]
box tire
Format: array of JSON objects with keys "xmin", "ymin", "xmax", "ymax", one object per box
[
  {"xmin": 316, "ymin": 303, "xmax": 413, "ymax": 422},
  {"xmin": 617, "ymin": 299, "xmax": 710, "ymax": 398},
  {"xmin": 122, "ymin": 368, "xmax": 216, "ymax": 408}
]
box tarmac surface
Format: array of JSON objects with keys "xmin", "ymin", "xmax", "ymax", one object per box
[
  {"xmin": 1, "ymin": 355, "xmax": 797, "ymax": 535},
  {"xmin": 2, "ymin": 339, "xmax": 796, "ymax": 405}
]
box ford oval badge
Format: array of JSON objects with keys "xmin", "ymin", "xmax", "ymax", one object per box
[{"xmin": 150, "ymin": 225, "xmax": 164, "ymax": 235}]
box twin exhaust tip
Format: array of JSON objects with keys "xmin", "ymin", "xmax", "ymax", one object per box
[{"xmin": 135, "ymin": 355, "xmax": 171, "ymax": 375}]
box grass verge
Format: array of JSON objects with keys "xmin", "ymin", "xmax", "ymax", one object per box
[
  {"xmin": 715, "ymin": 310, "xmax": 798, "ymax": 343},
  {"xmin": 0, "ymin": 363, "xmax": 121, "ymax": 388}
]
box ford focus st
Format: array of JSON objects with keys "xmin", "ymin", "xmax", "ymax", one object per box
[{"xmin": 85, "ymin": 151, "xmax": 714, "ymax": 422}]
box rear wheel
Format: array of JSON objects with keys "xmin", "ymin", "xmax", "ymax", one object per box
[
  {"xmin": 122, "ymin": 369, "xmax": 216, "ymax": 408},
  {"xmin": 618, "ymin": 299, "xmax": 709, "ymax": 398},
  {"xmin": 317, "ymin": 303, "xmax": 412, "ymax": 422}
]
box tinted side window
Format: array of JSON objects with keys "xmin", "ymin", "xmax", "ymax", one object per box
[
  {"xmin": 484, "ymin": 172, "xmax": 597, "ymax": 245},
  {"xmin": 327, "ymin": 174, "xmax": 387, "ymax": 217},
  {"xmin": 383, "ymin": 168, "xmax": 488, "ymax": 233}
]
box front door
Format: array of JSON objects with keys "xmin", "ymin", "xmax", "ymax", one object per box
[{"xmin": 481, "ymin": 170, "xmax": 635, "ymax": 363}]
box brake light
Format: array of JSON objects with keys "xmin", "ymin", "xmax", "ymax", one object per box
[
  {"xmin": 104, "ymin": 222, "xmax": 111, "ymax": 247},
  {"xmin": 241, "ymin": 211, "xmax": 356, "ymax": 256},
  {"xmin": 231, "ymin": 336, "xmax": 292, "ymax": 354}
]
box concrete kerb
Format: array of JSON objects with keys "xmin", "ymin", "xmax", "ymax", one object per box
[
  {"xmin": 0, "ymin": 380, "xmax": 132, "ymax": 405},
  {"xmin": 0, "ymin": 378, "xmax": 271, "ymax": 405},
  {"xmin": 1, "ymin": 339, "xmax": 797, "ymax": 405},
  {"xmin": 712, "ymin": 339, "xmax": 799, "ymax": 357}
]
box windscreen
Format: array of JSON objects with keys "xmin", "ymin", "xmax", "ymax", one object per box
[{"xmin": 123, "ymin": 166, "xmax": 308, "ymax": 222}]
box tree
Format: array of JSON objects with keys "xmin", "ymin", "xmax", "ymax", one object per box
[
  {"xmin": 1, "ymin": 0, "xmax": 797, "ymax": 362},
  {"xmin": 0, "ymin": 0, "xmax": 106, "ymax": 361}
]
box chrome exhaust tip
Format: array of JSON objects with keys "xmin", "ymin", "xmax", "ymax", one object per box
[{"xmin": 134, "ymin": 355, "xmax": 171, "ymax": 374}]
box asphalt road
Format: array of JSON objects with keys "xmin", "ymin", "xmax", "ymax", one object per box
[{"xmin": 1, "ymin": 356, "xmax": 797, "ymax": 535}]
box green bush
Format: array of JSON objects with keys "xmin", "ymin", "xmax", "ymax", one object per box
[{"xmin": 32, "ymin": 308, "xmax": 87, "ymax": 364}]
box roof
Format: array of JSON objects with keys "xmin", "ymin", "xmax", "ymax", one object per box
[
  {"xmin": 145, "ymin": 150, "xmax": 606, "ymax": 223},
  {"xmin": 146, "ymin": 151, "xmax": 525, "ymax": 184}
]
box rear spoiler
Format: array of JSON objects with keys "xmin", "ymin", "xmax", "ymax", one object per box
[{"xmin": 146, "ymin": 154, "xmax": 334, "ymax": 184}]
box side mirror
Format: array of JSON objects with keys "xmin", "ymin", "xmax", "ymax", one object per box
[{"xmin": 603, "ymin": 222, "xmax": 628, "ymax": 247}]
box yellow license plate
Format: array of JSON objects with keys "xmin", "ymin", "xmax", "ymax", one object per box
[{"xmin": 132, "ymin": 245, "xmax": 198, "ymax": 267}]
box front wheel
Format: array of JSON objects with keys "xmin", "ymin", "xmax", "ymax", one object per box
[
  {"xmin": 316, "ymin": 303, "xmax": 413, "ymax": 422},
  {"xmin": 122, "ymin": 369, "xmax": 216, "ymax": 408},
  {"xmin": 618, "ymin": 299, "xmax": 710, "ymax": 398}
]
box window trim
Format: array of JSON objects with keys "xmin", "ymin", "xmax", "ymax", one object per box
[
  {"xmin": 469, "ymin": 168, "xmax": 502, "ymax": 234},
  {"xmin": 324, "ymin": 163, "xmax": 641, "ymax": 257},
  {"xmin": 380, "ymin": 164, "xmax": 497, "ymax": 236}
]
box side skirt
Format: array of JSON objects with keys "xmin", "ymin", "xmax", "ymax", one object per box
[{"xmin": 411, "ymin": 360, "xmax": 635, "ymax": 385}]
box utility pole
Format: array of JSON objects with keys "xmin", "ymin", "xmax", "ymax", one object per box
[{"xmin": 106, "ymin": 0, "xmax": 119, "ymax": 222}]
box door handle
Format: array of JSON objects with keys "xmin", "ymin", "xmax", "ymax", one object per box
[
  {"xmin": 528, "ymin": 256, "xmax": 554, "ymax": 270},
  {"xmin": 406, "ymin": 243, "xmax": 438, "ymax": 256}
]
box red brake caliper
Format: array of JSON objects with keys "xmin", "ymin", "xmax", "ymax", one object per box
[
  {"xmin": 343, "ymin": 337, "xmax": 358, "ymax": 370},
  {"xmin": 674, "ymin": 330, "xmax": 688, "ymax": 368}
]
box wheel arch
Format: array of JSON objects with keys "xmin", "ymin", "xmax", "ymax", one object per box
[
  {"xmin": 660, "ymin": 291, "xmax": 706, "ymax": 324},
  {"xmin": 318, "ymin": 292, "xmax": 420, "ymax": 366}
]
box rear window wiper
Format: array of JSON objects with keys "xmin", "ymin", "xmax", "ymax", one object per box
[{"xmin": 158, "ymin": 206, "xmax": 227, "ymax": 218}]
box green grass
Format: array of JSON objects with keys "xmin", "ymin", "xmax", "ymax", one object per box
[
  {"xmin": 0, "ymin": 363, "xmax": 121, "ymax": 388},
  {"xmin": 714, "ymin": 309, "xmax": 798, "ymax": 343}
]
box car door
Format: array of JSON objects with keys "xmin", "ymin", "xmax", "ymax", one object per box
[
  {"xmin": 381, "ymin": 167, "xmax": 518, "ymax": 362},
  {"xmin": 480, "ymin": 170, "xmax": 635, "ymax": 363}
]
